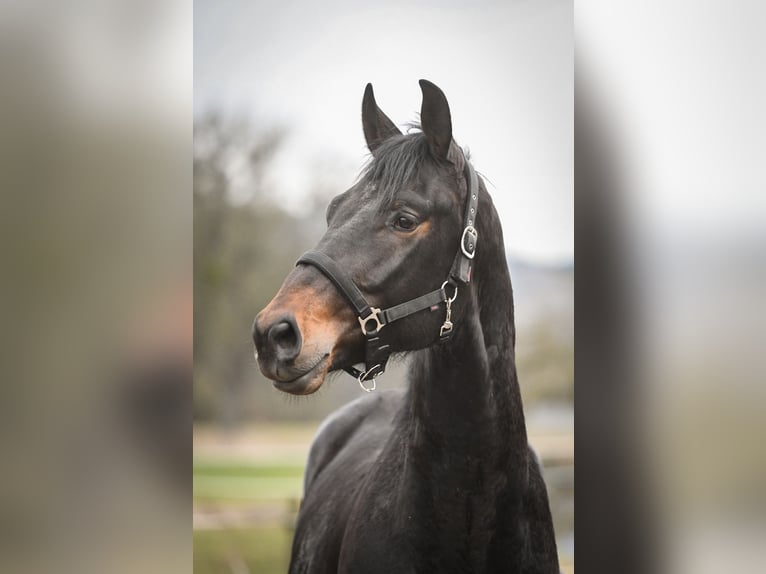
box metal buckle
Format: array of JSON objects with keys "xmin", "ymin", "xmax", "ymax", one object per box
[
  {"xmin": 358, "ymin": 365, "xmax": 381, "ymax": 392},
  {"xmin": 358, "ymin": 307, "xmax": 384, "ymax": 335},
  {"xmin": 460, "ymin": 225, "xmax": 478, "ymax": 259}
]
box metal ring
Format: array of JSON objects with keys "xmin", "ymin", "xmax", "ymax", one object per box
[
  {"xmin": 358, "ymin": 307, "xmax": 384, "ymax": 335},
  {"xmin": 358, "ymin": 367, "xmax": 379, "ymax": 392},
  {"xmin": 440, "ymin": 280, "xmax": 458, "ymax": 303}
]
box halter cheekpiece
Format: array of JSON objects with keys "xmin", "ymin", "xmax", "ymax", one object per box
[{"xmin": 297, "ymin": 154, "xmax": 479, "ymax": 392}]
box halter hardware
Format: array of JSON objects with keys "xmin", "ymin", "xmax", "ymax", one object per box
[
  {"xmin": 460, "ymin": 225, "xmax": 478, "ymax": 259},
  {"xmin": 439, "ymin": 280, "xmax": 458, "ymax": 339},
  {"xmin": 357, "ymin": 365, "xmax": 381, "ymax": 392},
  {"xmin": 358, "ymin": 307, "xmax": 384, "ymax": 335},
  {"xmin": 296, "ymin": 153, "xmax": 480, "ymax": 391}
]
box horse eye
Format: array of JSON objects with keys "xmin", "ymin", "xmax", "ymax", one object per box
[{"xmin": 394, "ymin": 216, "xmax": 418, "ymax": 231}]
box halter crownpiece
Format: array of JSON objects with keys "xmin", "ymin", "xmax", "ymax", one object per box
[{"xmin": 296, "ymin": 154, "xmax": 479, "ymax": 392}]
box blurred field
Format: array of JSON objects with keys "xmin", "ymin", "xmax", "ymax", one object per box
[
  {"xmin": 193, "ymin": 422, "xmax": 573, "ymax": 573},
  {"xmin": 194, "ymin": 527, "xmax": 292, "ymax": 574}
]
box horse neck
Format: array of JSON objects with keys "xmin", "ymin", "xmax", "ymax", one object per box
[{"xmin": 407, "ymin": 187, "xmax": 528, "ymax": 479}]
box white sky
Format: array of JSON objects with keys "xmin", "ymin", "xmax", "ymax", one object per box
[{"xmin": 195, "ymin": 0, "xmax": 573, "ymax": 264}]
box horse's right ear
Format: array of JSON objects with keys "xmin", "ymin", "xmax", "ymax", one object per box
[{"xmin": 362, "ymin": 83, "xmax": 402, "ymax": 154}]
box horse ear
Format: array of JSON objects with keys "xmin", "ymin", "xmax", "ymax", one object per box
[
  {"xmin": 419, "ymin": 79, "xmax": 453, "ymax": 161},
  {"xmin": 362, "ymin": 83, "xmax": 402, "ymax": 154}
]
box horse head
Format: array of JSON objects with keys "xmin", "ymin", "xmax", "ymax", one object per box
[{"xmin": 253, "ymin": 80, "xmax": 475, "ymax": 395}]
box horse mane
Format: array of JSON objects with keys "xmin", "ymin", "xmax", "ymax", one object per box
[{"xmin": 357, "ymin": 122, "xmax": 471, "ymax": 211}]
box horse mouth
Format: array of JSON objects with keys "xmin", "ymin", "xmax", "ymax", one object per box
[{"xmin": 272, "ymin": 355, "xmax": 330, "ymax": 396}]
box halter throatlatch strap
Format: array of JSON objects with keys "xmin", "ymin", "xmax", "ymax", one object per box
[{"xmin": 295, "ymin": 153, "xmax": 479, "ymax": 391}]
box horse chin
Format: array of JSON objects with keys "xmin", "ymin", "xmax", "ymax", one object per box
[{"xmin": 272, "ymin": 355, "xmax": 330, "ymax": 396}]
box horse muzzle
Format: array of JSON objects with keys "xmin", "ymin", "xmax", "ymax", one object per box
[{"xmin": 253, "ymin": 268, "xmax": 359, "ymax": 395}]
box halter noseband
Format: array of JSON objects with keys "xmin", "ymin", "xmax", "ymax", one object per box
[{"xmin": 296, "ymin": 156, "xmax": 479, "ymax": 392}]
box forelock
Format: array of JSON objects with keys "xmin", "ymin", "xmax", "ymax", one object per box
[{"xmin": 357, "ymin": 130, "xmax": 438, "ymax": 209}]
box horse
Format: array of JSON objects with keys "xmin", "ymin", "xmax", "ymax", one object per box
[{"xmin": 253, "ymin": 80, "xmax": 560, "ymax": 573}]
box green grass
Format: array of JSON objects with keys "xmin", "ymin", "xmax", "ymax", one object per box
[
  {"xmin": 194, "ymin": 526, "xmax": 291, "ymax": 574},
  {"xmin": 194, "ymin": 475, "xmax": 303, "ymax": 502},
  {"xmin": 194, "ymin": 462, "xmax": 304, "ymax": 479},
  {"xmin": 193, "ymin": 461, "xmax": 305, "ymax": 502},
  {"xmin": 193, "ymin": 462, "xmax": 300, "ymax": 570}
]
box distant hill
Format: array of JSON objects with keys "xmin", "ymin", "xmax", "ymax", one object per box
[
  {"xmin": 508, "ymin": 256, "xmax": 574, "ymax": 335},
  {"xmin": 506, "ymin": 257, "xmax": 574, "ymax": 405}
]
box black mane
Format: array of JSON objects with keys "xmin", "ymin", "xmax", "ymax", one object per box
[{"xmin": 358, "ymin": 129, "xmax": 439, "ymax": 208}]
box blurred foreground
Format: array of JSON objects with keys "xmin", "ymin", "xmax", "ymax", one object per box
[{"xmin": 0, "ymin": 1, "xmax": 192, "ymax": 572}]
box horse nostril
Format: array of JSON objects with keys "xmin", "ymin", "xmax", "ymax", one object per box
[
  {"xmin": 270, "ymin": 321, "xmax": 294, "ymax": 346},
  {"xmin": 267, "ymin": 316, "xmax": 302, "ymax": 362}
]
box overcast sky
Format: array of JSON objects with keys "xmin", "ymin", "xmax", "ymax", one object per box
[{"xmin": 195, "ymin": 0, "xmax": 573, "ymax": 264}]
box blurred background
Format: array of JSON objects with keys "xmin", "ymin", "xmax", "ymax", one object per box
[
  {"xmin": 3, "ymin": 1, "xmax": 762, "ymax": 574},
  {"xmin": 193, "ymin": 0, "xmax": 573, "ymax": 572}
]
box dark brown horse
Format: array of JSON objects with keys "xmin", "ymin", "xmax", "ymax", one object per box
[{"xmin": 253, "ymin": 80, "xmax": 559, "ymax": 573}]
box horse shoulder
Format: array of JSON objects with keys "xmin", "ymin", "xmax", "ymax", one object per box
[{"xmin": 303, "ymin": 389, "xmax": 404, "ymax": 492}]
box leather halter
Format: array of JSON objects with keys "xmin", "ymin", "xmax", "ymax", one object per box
[{"xmin": 296, "ymin": 155, "xmax": 479, "ymax": 391}]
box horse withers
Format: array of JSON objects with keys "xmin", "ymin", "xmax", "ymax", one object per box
[{"xmin": 253, "ymin": 80, "xmax": 560, "ymax": 573}]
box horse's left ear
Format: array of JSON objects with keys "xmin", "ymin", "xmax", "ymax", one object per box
[{"xmin": 419, "ymin": 80, "xmax": 462, "ymax": 167}]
